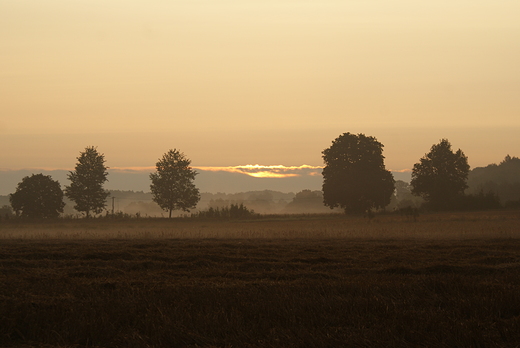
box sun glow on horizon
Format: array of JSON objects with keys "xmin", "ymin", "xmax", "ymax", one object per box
[
  {"xmin": 110, "ymin": 165, "xmax": 409, "ymax": 177},
  {"xmin": 246, "ymin": 172, "xmax": 300, "ymax": 178},
  {"xmin": 1, "ymin": 165, "xmax": 410, "ymax": 178},
  {"xmin": 107, "ymin": 164, "xmax": 322, "ymax": 179},
  {"xmin": 194, "ymin": 164, "xmax": 323, "ymax": 178}
]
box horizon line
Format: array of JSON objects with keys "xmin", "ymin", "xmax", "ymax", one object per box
[{"xmin": 0, "ymin": 165, "xmax": 413, "ymax": 173}]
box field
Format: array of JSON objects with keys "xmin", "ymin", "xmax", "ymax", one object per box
[{"xmin": 1, "ymin": 211, "xmax": 520, "ymax": 347}]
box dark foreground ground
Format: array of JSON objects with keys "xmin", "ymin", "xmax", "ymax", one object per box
[{"xmin": 1, "ymin": 213, "xmax": 520, "ymax": 347}]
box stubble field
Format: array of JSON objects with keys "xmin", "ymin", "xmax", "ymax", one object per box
[{"xmin": 1, "ymin": 211, "xmax": 520, "ymax": 347}]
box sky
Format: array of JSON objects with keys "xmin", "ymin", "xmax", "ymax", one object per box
[{"xmin": 2, "ymin": 1, "xmax": 520, "ymax": 181}]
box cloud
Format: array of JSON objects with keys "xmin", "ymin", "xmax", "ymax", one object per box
[
  {"xmin": 106, "ymin": 165, "xmax": 410, "ymax": 180},
  {"xmin": 389, "ymin": 168, "xmax": 412, "ymax": 173},
  {"xmin": 194, "ymin": 165, "xmax": 323, "ymax": 179},
  {"xmin": 2, "ymin": 165, "xmax": 410, "ymax": 180},
  {"xmin": 246, "ymin": 172, "xmax": 300, "ymax": 178},
  {"xmin": 101, "ymin": 164, "xmax": 324, "ymax": 179}
]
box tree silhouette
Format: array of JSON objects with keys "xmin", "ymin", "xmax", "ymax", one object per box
[
  {"xmin": 467, "ymin": 155, "xmax": 520, "ymax": 205},
  {"xmin": 65, "ymin": 146, "xmax": 110, "ymax": 218},
  {"xmin": 322, "ymin": 133, "xmax": 395, "ymax": 214},
  {"xmin": 9, "ymin": 174, "xmax": 65, "ymax": 219},
  {"xmin": 411, "ymin": 139, "xmax": 470, "ymax": 210},
  {"xmin": 150, "ymin": 149, "xmax": 200, "ymax": 218}
]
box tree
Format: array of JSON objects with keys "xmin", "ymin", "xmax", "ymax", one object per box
[
  {"xmin": 150, "ymin": 149, "xmax": 200, "ymax": 218},
  {"xmin": 9, "ymin": 174, "xmax": 65, "ymax": 219},
  {"xmin": 411, "ymin": 139, "xmax": 470, "ymax": 210},
  {"xmin": 65, "ymin": 146, "xmax": 110, "ymax": 218},
  {"xmin": 467, "ymin": 155, "xmax": 520, "ymax": 205},
  {"xmin": 322, "ymin": 133, "xmax": 395, "ymax": 214}
]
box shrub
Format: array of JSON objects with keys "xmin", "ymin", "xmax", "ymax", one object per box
[{"xmin": 193, "ymin": 203, "xmax": 258, "ymax": 219}]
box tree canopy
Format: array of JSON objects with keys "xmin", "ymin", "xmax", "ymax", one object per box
[
  {"xmin": 322, "ymin": 133, "xmax": 395, "ymax": 214},
  {"xmin": 65, "ymin": 146, "xmax": 110, "ymax": 218},
  {"xmin": 411, "ymin": 139, "xmax": 470, "ymax": 210},
  {"xmin": 9, "ymin": 174, "xmax": 65, "ymax": 219},
  {"xmin": 150, "ymin": 149, "xmax": 200, "ymax": 218}
]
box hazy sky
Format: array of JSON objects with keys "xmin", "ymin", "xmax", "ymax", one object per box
[{"xmin": 2, "ymin": 1, "xmax": 519, "ymax": 172}]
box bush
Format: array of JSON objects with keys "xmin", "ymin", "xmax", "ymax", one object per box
[
  {"xmin": 421, "ymin": 191, "xmax": 502, "ymax": 212},
  {"xmin": 0, "ymin": 205, "xmax": 14, "ymax": 221},
  {"xmin": 456, "ymin": 191, "xmax": 502, "ymax": 211},
  {"xmin": 505, "ymin": 199, "xmax": 520, "ymax": 209},
  {"xmin": 193, "ymin": 203, "xmax": 258, "ymax": 219}
]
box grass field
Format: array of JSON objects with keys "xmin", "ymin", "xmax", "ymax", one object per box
[{"xmin": 1, "ymin": 210, "xmax": 520, "ymax": 347}]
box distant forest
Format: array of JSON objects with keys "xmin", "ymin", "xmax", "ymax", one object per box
[{"xmin": 466, "ymin": 155, "xmax": 520, "ymax": 206}]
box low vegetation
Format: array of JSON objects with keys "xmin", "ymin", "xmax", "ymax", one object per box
[
  {"xmin": 192, "ymin": 203, "xmax": 258, "ymax": 219},
  {"xmin": 1, "ymin": 211, "xmax": 520, "ymax": 347}
]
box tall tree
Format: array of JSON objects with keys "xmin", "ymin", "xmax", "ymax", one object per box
[
  {"xmin": 65, "ymin": 146, "xmax": 110, "ymax": 218},
  {"xmin": 150, "ymin": 149, "xmax": 200, "ymax": 218},
  {"xmin": 10, "ymin": 174, "xmax": 65, "ymax": 219},
  {"xmin": 411, "ymin": 139, "xmax": 470, "ymax": 210},
  {"xmin": 322, "ymin": 133, "xmax": 395, "ymax": 214}
]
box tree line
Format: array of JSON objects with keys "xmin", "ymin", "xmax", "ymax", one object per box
[
  {"xmin": 6, "ymin": 134, "xmax": 519, "ymax": 219},
  {"xmin": 321, "ymin": 133, "xmax": 507, "ymax": 214},
  {"xmin": 8, "ymin": 147, "xmax": 200, "ymax": 219}
]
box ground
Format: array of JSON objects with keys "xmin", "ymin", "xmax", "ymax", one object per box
[{"xmin": 1, "ymin": 211, "xmax": 520, "ymax": 347}]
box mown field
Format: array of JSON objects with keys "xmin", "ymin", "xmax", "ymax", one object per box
[{"xmin": 1, "ymin": 211, "xmax": 520, "ymax": 347}]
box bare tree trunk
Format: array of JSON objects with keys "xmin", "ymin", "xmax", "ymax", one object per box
[{"xmin": 169, "ymin": 209, "xmax": 172, "ymax": 219}]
